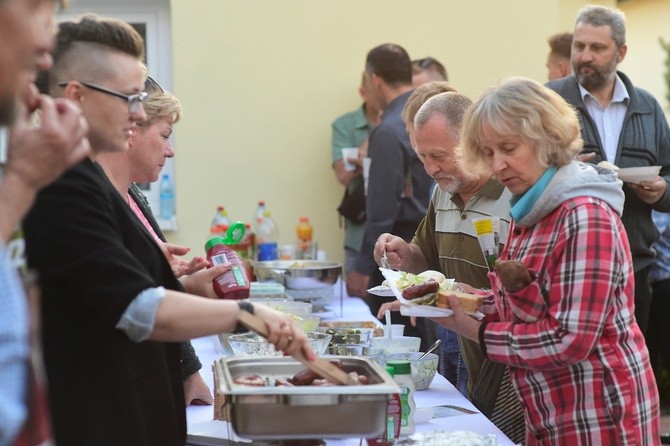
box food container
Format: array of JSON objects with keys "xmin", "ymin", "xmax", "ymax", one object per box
[
  {"xmin": 318, "ymin": 327, "xmax": 373, "ymax": 345},
  {"xmin": 253, "ymin": 260, "xmax": 341, "ymax": 290},
  {"xmin": 214, "ymin": 356, "xmax": 399, "ymax": 439},
  {"xmin": 325, "ymin": 345, "xmax": 385, "ymax": 366},
  {"xmin": 369, "ymin": 336, "xmax": 421, "ymax": 354},
  {"xmin": 226, "ymin": 331, "xmax": 331, "ymax": 357},
  {"xmin": 386, "ymin": 352, "xmax": 439, "ymax": 390},
  {"xmin": 253, "ymin": 299, "xmax": 313, "ymax": 316}
]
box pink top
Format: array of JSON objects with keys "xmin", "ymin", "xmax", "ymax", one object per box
[{"xmin": 128, "ymin": 193, "xmax": 163, "ymax": 245}]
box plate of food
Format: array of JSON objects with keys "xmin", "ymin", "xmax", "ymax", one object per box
[
  {"xmin": 616, "ymin": 166, "xmax": 661, "ymax": 184},
  {"xmin": 597, "ymin": 161, "xmax": 661, "ymax": 184},
  {"xmin": 366, "ymin": 283, "xmax": 395, "ymax": 297},
  {"xmin": 380, "ymin": 268, "xmax": 484, "ymax": 318}
]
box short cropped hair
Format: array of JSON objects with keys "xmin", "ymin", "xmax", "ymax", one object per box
[
  {"xmin": 414, "ymin": 92, "xmax": 473, "ymax": 139},
  {"xmin": 365, "ymin": 43, "xmax": 412, "ymax": 87},
  {"xmin": 401, "ymin": 80, "xmax": 457, "ymax": 128},
  {"xmin": 412, "ymin": 57, "xmax": 448, "ymax": 81},
  {"xmin": 548, "ymin": 32, "xmax": 572, "ymax": 60},
  {"xmin": 575, "ymin": 5, "xmax": 626, "ymax": 48},
  {"xmin": 461, "ymin": 77, "xmax": 583, "ymax": 169},
  {"xmin": 48, "ymin": 14, "xmax": 145, "ymax": 92}
]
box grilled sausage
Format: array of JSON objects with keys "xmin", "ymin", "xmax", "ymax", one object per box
[{"xmin": 401, "ymin": 279, "xmax": 439, "ymax": 299}]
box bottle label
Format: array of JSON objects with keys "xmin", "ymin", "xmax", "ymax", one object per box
[
  {"xmin": 257, "ymin": 242, "xmax": 278, "ymax": 261},
  {"xmin": 211, "ymin": 253, "xmax": 228, "ymax": 266},
  {"xmin": 398, "ymin": 387, "xmax": 410, "ymax": 426}
]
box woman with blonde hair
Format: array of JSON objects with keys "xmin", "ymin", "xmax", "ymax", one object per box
[{"xmin": 438, "ymin": 77, "xmax": 659, "ymax": 444}]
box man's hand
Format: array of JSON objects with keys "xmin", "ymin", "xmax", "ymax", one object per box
[
  {"xmin": 629, "ymin": 177, "xmax": 666, "ymax": 204},
  {"xmin": 346, "ymin": 270, "xmax": 370, "ymax": 297},
  {"xmin": 431, "ymin": 293, "xmax": 481, "ymax": 342},
  {"xmin": 6, "ymin": 95, "xmax": 89, "ymax": 190}
]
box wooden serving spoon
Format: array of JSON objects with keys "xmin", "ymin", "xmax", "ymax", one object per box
[{"xmin": 236, "ymin": 310, "xmax": 358, "ymax": 386}]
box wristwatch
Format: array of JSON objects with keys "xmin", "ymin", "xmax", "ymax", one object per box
[{"xmin": 234, "ymin": 301, "xmax": 254, "ymax": 333}]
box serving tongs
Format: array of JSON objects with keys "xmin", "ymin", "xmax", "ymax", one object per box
[{"xmin": 236, "ymin": 310, "xmax": 359, "ymax": 386}]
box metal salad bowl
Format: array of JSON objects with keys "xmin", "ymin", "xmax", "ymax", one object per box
[{"xmin": 252, "ymin": 260, "xmax": 342, "ymax": 290}]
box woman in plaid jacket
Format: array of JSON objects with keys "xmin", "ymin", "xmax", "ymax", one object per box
[{"xmin": 439, "ymin": 77, "xmax": 659, "ymax": 445}]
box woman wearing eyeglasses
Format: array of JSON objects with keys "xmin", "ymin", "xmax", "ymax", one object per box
[{"xmin": 23, "ymin": 15, "xmax": 313, "ymax": 446}]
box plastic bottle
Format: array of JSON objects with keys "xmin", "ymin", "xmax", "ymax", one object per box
[
  {"xmin": 210, "ymin": 206, "xmax": 231, "ymax": 235},
  {"xmin": 255, "ymin": 210, "xmax": 279, "ymax": 261},
  {"xmin": 159, "ymin": 173, "xmax": 175, "ymax": 220},
  {"xmin": 387, "ymin": 360, "xmax": 416, "ymax": 436},
  {"xmin": 367, "ymin": 366, "xmax": 402, "ymax": 445},
  {"xmin": 204, "ymin": 222, "xmax": 251, "ymax": 300},
  {"xmin": 295, "ymin": 216, "xmax": 313, "ymax": 260},
  {"xmin": 251, "ymin": 201, "xmax": 267, "ymax": 232}
]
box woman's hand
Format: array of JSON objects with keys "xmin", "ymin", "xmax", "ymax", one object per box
[
  {"xmin": 179, "ymin": 264, "xmax": 230, "ymax": 298},
  {"xmin": 162, "ymin": 243, "xmax": 210, "ymax": 277},
  {"xmin": 252, "ymin": 304, "xmax": 316, "ymax": 360}
]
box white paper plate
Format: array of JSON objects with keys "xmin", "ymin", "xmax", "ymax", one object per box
[
  {"xmin": 617, "ymin": 166, "xmax": 661, "ymax": 183},
  {"xmin": 366, "ymin": 284, "xmax": 395, "ymax": 297},
  {"xmin": 379, "ymin": 268, "xmax": 483, "ymax": 319}
]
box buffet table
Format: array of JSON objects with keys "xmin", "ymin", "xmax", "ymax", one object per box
[{"xmin": 186, "ymin": 283, "xmax": 518, "ymax": 446}]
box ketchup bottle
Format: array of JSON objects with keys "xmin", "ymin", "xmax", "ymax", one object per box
[{"xmin": 204, "ymin": 222, "xmax": 251, "ymax": 300}]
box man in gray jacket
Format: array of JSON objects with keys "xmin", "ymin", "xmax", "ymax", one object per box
[{"xmin": 546, "ymin": 4, "xmax": 670, "ymax": 336}]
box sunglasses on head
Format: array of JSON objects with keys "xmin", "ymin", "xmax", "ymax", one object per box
[{"xmin": 144, "ymin": 76, "xmax": 164, "ymax": 93}]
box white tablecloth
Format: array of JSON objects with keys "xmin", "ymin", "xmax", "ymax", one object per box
[{"xmin": 186, "ymin": 287, "xmax": 517, "ymax": 445}]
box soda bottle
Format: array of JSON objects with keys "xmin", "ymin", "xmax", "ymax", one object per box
[
  {"xmin": 255, "ymin": 210, "xmax": 278, "ymax": 261},
  {"xmin": 159, "ymin": 173, "xmax": 175, "ymax": 220},
  {"xmin": 295, "ymin": 216, "xmax": 313, "ymax": 259},
  {"xmin": 204, "ymin": 222, "xmax": 251, "ymax": 300},
  {"xmin": 210, "ymin": 206, "xmax": 231, "ymax": 235}
]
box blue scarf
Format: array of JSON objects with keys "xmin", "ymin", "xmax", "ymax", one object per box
[{"xmin": 510, "ymin": 166, "xmax": 557, "ymax": 221}]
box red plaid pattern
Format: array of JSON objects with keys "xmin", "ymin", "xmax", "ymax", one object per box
[{"xmin": 484, "ymin": 196, "xmax": 659, "ymax": 445}]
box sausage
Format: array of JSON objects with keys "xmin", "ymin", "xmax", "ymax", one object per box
[
  {"xmin": 289, "ymin": 369, "xmax": 320, "ymax": 386},
  {"xmin": 233, "ymin": 373, "xmax": 267, "ymax": 387},
  {"xmin": 401, "ymin": 279, "xmax": 439, "ymax": 299}
]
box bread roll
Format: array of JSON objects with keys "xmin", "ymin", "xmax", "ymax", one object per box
[
  {"xmin": 435, "ymin": 290, "xmax": 483, "ymax": 313},
  {"xmin": 418, "ymin": 270, "xmax": 447, "ymax": 285},
  {"xmin": 597, "ymin": 160, "xmax": 620, "ymax": 171}
]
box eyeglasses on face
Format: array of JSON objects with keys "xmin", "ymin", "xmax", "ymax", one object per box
[
  {"xmin": 58, "ymin": 80, "xmax": 148, "ymax": 113},
  {"xmin": 144, "ymin": 76, "xmax": 164, "ymax": 93}
]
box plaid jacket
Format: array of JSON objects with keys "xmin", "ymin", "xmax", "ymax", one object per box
[{"xmin": 483, "ymin": 195, "xmax": 659, "ymax": 445}]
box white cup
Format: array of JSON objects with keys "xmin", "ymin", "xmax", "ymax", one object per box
[
  {"xmin": 383, "ymin": 324, "xmax": 405, "ymax": 338},
  {"xmin": 363, "ymin": 157, "xmax": 372, "ymax": 194},
  {"xmin": 341, "ymin": 147, "xmax": 359, "ymax": 172}
]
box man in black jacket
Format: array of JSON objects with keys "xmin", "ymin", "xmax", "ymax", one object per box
[{"xmin": 546, "ymin": 4, "xmax": 670, "ymax": 336}]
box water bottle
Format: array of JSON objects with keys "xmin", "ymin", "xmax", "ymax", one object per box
[
  {"xmin": 210, "ymin": 206, "xmax": 231, "ymax": 235},
  {"xmin": 367, "ymin": 366, "xmax": 402, "ymax": 445},
  {"xmin": 159, "ymin": 173, "xmax": 175, "ymax": 220},
  {"xmin": 295, "ymin": 216, "xmax": 313, "ymax": 259},
  {"xmin": 255, "ymin": 210, "xmax": 278, "ymax": 261}
]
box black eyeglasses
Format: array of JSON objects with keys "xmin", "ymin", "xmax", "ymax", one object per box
[
  {"xmin": 58, "ymin": 80, "xmax": 148, "ymax": 113},
  {"xmin": 144, "ymin": 76, "xmax": 164, "ymax": 93}
]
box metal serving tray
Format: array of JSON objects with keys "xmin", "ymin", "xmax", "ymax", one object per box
[{"xmin": 214, "ymin": 356, "xmax": 399, "ymax": 439}]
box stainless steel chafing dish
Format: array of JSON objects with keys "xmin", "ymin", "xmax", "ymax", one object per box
[{"xmin": 214, "ymin": 356, "xmax": 399, "ymax": 439}]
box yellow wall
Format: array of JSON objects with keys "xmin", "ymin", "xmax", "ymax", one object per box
[{"xmin": 167, "ymin": 0, "xmax": 668, "ymax": 265}]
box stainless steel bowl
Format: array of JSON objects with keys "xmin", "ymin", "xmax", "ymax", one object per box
[{"xmin": 253, "ymin": 260, "xmax": 342, "ymax": 290}]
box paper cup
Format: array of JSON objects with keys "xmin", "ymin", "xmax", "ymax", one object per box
[
  {"xmin": 341, "ymin": 147, "xmax": 359, "ymax": 171},
  {"xmin": 383, "ymin": 324, "xmax": 405, "ymax": 338}
]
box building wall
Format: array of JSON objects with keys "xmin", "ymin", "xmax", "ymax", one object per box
[{"xmin": 167, "ymin": 0, "xmax": 667, "ymax": 267}]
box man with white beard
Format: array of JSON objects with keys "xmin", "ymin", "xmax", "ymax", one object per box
[{"xmin": 374, "ymin": 92, "xmax": 525, "ymax": 443}]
